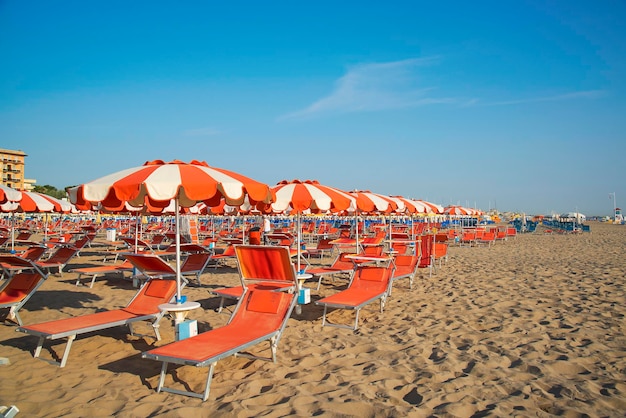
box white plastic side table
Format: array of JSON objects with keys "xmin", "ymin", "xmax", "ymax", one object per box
[{"xmin": 158, "ymin": 301, "xmax": 201, "ymax": 326}]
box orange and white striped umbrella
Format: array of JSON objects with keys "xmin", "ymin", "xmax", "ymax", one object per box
[
  {"xmin": 68, "ymin": 159, "xmax": 274, "ymax": 212},
  {"xmin": 271, "ymin": 179, "xmax": 354, "ymax": 214},
  {"xmin": 68, "ymin": 159, "xmax": 274, "ymax": 304},
  {"xmin": 0, "ymin": 191, "xmax": 74, "ymax": 213},
  {"xmin": 0, "ymin": 185, "xmax": 22, "ymax": 204}
]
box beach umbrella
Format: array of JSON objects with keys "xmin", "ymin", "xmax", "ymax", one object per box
[
  {"xmin": 348, "ymin": 190, "xmax": 397, "ymax": 251},
  {"xmin": 443, "ymin": 205, "xmax": 472, "ymax": 216},
  {"xmin": 270, "ymin": 179, "xmax": 354, "ymax": 272},
  {"xmin": 68, "ymin": 159, "xmax": 274, "ymax": 304},
  {"xmin": 0, "ymin": 191, "xmax": 74, "ymax": 213},
  {"xmin": 0, "ymin": 185, "xmax": 23, "ymax": 253},
  {"xmin": 0, "ymin": 185, "xmax": 22, "ymax": 204},
  {"xmin": 414, "ymin": 199, "xmax": 444, "ymax": 214},
  {"xmin": 1, "ymin": 191, "xmax": 74, "ymax": 251}
]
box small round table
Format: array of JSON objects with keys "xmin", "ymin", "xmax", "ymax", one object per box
[{"xmin": 158, "ymin": 301, "xmax": 201, "ymax": 326}]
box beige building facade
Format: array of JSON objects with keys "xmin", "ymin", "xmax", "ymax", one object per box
[{"xmin": 0, "ymin": 148, "xmax": 28, "ymax": 190}]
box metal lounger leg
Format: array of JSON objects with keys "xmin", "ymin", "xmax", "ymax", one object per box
[
  {"xmin": 158, "ymin": 361, "xmax": 217, "ymax": 402},
  {"xmin": 59, "ymin": 335, "xmax": 76, "ymax": 368}
]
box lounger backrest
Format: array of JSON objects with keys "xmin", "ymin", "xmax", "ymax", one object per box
[
  {"xmin": 417, "ymin": 235, "xmax": 434, "ymax": 258},
  {"xmin": 351, "ymin": 265, "xmax": 393, "ymax": 293},
  {"xmin": 181, "ymin": 252, "xmax": 211, "ymax": 272},
  {"xmin": 394, "ymin": 254, "xmax": 418, "ymax": 268},
  {"xmin": 333, "ymin": 253, "xmax": 356, "ymax": 270},
  {"xmin": 358, "ymin": 265, "xmax": 390, "ymax": 283},
  {"xmin": 46, "ymin": 246, "xmax": 78, "ymax": 263},
  {"xmin": 234, "ymin": 245, "xmax": 297, "ymax": 286},
  {"xmin": 125, "ymin": 279, "xmax": 177, "ymax": 315},
  {"xmin": 361, "ymin": 245, "xmax": 383, "ymax": 256},
  {"xmin": 123, "ymin": 253, "xmax": 173, "ymax": 275},
  {"xmin": 433, "ymin": 243, "xmax": 448, "ymax": 257},
  {"xmin": 21, "ymin": 246, "xmax": 47, "ymax": 262},
  {"xmin": 231, "ymin": 289, "xmax": 294, "ymax": 331},
  {"xmin": 0, "ymin": 272, "xmax": 42, "ymax": 302}
]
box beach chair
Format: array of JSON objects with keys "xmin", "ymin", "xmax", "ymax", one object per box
[
  {"xmin": 35, "ymin": 245, "xmax": 80, "ymax": 276},
  {"xmin": 208, "ymin": 244, "xmax": 236, "ymax": 268},
  {"xmin": 314, "ymin": 262, "xmax": 395, "ymax": 331},
  {"xmin": 390, "ymin": 254, "xmax": 420, "ymax": 292},
  {"xmin": 432, "ymin": 242, "xmax": 448, "ymax": 270},
  {"xmin": 142, "ymin": 245, "xmax": 297, "ymax": 401},
  {"xmin": 416, "ymin": 235, "xmax": 435, "ymax": 277},
  {"xmin": 0, "ymin": 245, "xmax": 47, "ymax": 280},
  {"xmin": 305, "ymin": 252, "xmax": 357, "ymax": 291},
  {"xmin": 211, "ymin": 245, "xmax": 298, "ymax": 313},
  {"xmin": 15, "ymin": 278, "xmax": 177, "ymax": 367},
  {"xmin": 70, "ymin": 260, "xmax": 135, "ymax": 288},
  {"xmin": 303, "ymin": 237, "xmax": 334, "ymax": 259},
  {"xmin": 459, "ymin": 230, "xmax": 477, "ymax": 247},
  {"xmin": 122, "ymin": 252, "xmax": 211, "ymax": 287},
  {"xmin": 0, "ymin": 255, "xmax": 49, "ymax": 326}
]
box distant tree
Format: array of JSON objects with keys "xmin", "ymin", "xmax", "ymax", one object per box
[{"xmin": 32, "ymin": 185, "xmax": 67, "ymax": 199}]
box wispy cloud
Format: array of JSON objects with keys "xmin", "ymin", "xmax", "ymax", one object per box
[
  {"xmin": 183, "ymin": 127, "xmax": 222, "ymax": 137},
  {"xmin": 280, "ymin": 57, "xmax": 455, "ymax": 120},
  {"xmin": 479, "ymin": 90, "xmax": 606, "ymax": 107}
]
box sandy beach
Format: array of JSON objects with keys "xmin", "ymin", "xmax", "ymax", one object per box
[{"xmin": 1, "ymin": 221, "xmax": 625, "ymax": 417}]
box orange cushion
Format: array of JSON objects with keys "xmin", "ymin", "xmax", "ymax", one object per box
[
  {"xmin": 143, "ymin": 280, "xmax": 174, "ymax": 298},
  {"xmin": 9, "ymin": 273, "xmax": 39, "ymax": 291},
  {"xmin": 246, "ymin": 291, "xmax": 281, "ymax": 314}
]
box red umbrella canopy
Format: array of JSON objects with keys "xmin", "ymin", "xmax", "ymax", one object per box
[
  {"xmin": 443, "ymin": 205, "xmax": 472, "ymax": 215},
  {"xmin": 389, "ymin": 196, "xmax": 421, "ymax": 214},
  {"xmin": 414, "ymin": 199, "xmax": 444, "ymax": 214},
  {"xmin": 0, "ymin": 185, "xmax": 22, "ymax": 204},
  {"xmin": 348, "ymin": 190, "xmax": 398, "ymax": 214},
  {"xmin": 68, "ymin": 159, "xmax": 274, "ymax": 211},
  {"xmin": 270, "ymin": 179, "xmax": 354, "ymax": 214},
  {"xmin": 0, "ymin": 191, "xmax": 73, "ymax": 213}
]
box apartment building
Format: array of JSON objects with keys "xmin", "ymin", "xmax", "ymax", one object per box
[{"xmin": 0, "ymin": 148, "xmax": 27, "ymax": 190}]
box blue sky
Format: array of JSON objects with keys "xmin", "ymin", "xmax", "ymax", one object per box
[{"xmin": 1, "ymin": 1, "xmax": 625, "ymax": 216}]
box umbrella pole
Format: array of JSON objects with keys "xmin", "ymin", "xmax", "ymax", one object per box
[
  {"xmin": 355, "ymin": 210, "xmax": 359, "ymax": 253},
  {"xmin": 297, "ymin": 212, "xmax": 301, "ymax": 273},
  {"xmin": 175, "ymin": 199, "xmax": 182, "ymax": 303},
  {"xmin": 10, "ymin": 212, "xmax": 15, "ymax": 254}
]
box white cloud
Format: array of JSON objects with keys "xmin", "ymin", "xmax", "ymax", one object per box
[{"xmin": 280, "ymin": 57, "xmax": 454, "ymax": 120}]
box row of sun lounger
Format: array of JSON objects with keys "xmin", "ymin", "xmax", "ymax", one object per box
[{"xmin": 0, "ymin": 233, "xmax": 449, "ymax": 402}]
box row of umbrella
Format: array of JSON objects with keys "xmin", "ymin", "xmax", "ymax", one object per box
[{"xmin": 2, "ymin": 159, "xmax": 484, "ymax": 304}]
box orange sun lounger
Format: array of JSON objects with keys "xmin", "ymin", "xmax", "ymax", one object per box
[
  {"xmin": 305, "ymin": 252, "xmax": 357, "ymax": 291},
  {"xmin": 142, "ymin": 245, "xmax": 297, "ymax": 401},
  {"xmin": 122, "ymin": 252, "xmax": 212, "ymax": 287},
  {"xmin": 0, "ymin": 255, "xmax": 49, "ymax": 326},
  {"xmin": 70, "ymin": 260, "xmax": 135, "ymax": 288},
  {"xmin": 314, "ymin": 262, "xmax": 395, "ymax": 331},
  {"xmin": 16, "ymin": 278, "xmax": 177, "ymax": 367},
  {"xmin": 35, "ymin": 245, "xmax": 80, "ymax": 276},
  {"xmin": 211, "ymin": 245, "xmax": 298, "ymax": 313},
  {"xmin": 390, "ymin": 253, "xmax": 420, "ymax": 292}
]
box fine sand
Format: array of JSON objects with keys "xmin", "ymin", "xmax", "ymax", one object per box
[{"xmin": 1, "ymin": 221, "xmax": 625, "ymax": 417}]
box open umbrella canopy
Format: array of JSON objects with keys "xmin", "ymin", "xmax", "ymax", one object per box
[
  {"xmin": 414, "ymin": 199, "xmax": 444, "ymax": 214},
  {"xmin": 270, "ymin": 179, "xmax": 354, "ymax": 272},
  {"xmin": 0, "ymin": 185, "xmax": 22, "ymax": 204},
  {"xmin": 348, "ymin": 190, "xmax": 397, "ymax": 214},
  {"xmin": 68, "ymin": 159, "xmax": 274, "ymax": 212},
  {"xmin": 68, "ymin": 159, "xmax": 275, "ymax": 304},
  {"xmin": 0, "ymin": 191, "xmax": 74, "ymax": 213},
  {"xmin": 443, "ymin": 205, "xmax": 472, "ymax": 216},
  {"xmin": 270, "ymin": 179, "xmax": 354, "ymax": 214}
]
